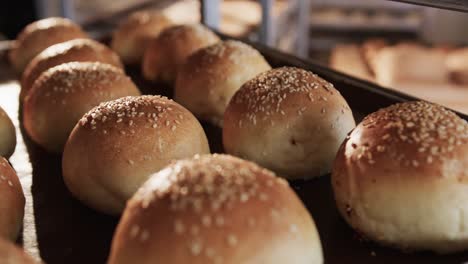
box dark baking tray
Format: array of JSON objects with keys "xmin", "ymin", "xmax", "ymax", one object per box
[{"xmin": 1, "ymin": 33, "xmax": 467, "ymax": 264}]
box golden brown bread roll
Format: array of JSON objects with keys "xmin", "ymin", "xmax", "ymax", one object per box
[
  {"xmin": 0, "ymin": 238, "xmax": 37, "ymax": 263},
  {"xmin": 332, "ymin": 101, "xmax": 468, "ymax": 253},
  {"xmin": 111, "ymin": 11, "xmax": 173, "ymax": 65},
  {"xmin": 174, "ymin": 40, "xmax": 271, "ymax": 126},
  {"xmin": 0, "ymin": 157, "xmax": 25, "ymax": 241},
  {"xmin": 223, "ymin": 67, "xmax": 355, "ymax": 179},
  {"xmin": 9, "ymin": 17, "xmax": 88, "ymax": 73},
  {"xmin": 62, "ymin": 95, "xmax": 210, "ymax": 215},
  {"xmin": 142, "ymin": 24, "xmax": 220, "ymax": 84},
  {"xmin": 108, "ymin": 154, "xmax": 323, "ymax": 264},
  {"xmin": 21, "ymin": 38, "xmax": 123, "ymax": 101},
  {"xmin": 0, "ymin": 107, "xmax": 16, "ymax": 158},
  {"xmin": 23, "ymin": 62, "xmax": 140, "ymax": 153}
]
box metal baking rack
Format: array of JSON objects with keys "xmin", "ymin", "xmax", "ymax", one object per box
[{"xmin": 389, "ymin": 0, "xmax": 468, "ymax": 13}]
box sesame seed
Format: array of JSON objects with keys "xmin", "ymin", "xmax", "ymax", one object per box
[
  {"xmin": 227, "ymin": 234, "xmax": 238, "ymax": 246},
  {"xmin": 7, "ymin": 180, "xmax": 13, "ymax": 187},
  {"xmin": 130, "ymin": 225, "xmax": 140, "ymax": 238},
  {"xmin": 290, "ymin": 224, "xmax": 298, "ymax": 233},
  {"xmin": 202, "ymin": 215, "xmax": 212, "ymax": 227},
  {"xmin": 140, "ymin": 230, "xmax": 149, "ymax": 242},
  {"xmin": 190, "ymin": 241, "xmax": 202, "ymax": 256}
]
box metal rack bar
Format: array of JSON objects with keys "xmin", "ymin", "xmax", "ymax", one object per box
[
  {"xmin": 259, "ymin": 0, "xmax": 274, "ymax": 46},
  {"xmin": 388, "ymin": 0, "xmax": 468, "ymax": 13},
  {"xmin": 201, "ymin": 0, "xmax": 221, "ymax": 30}
]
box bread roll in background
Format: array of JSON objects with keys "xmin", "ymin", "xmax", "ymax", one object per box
[
  {"xmin": 0, "ymin": 106, "xmax": 16, "ymax": 158},
  {"xmin": 23, "ymin": 62, "xmax": 140, "ymax": 153},
  {"xmin": 0, "ymin": 238, "xmax": 37, "ymax": 263},
  {"xmin": 446, "ymin": 48, "xmax": 468, "ymax": 85},
  {"xmin": 108, "ymin": 154, "xmax": 323, "ymax": 264},
  {"xmin": 361, "ymin": 38, "xmax": 387, "ymax": 74},
  {"xmin": 21, "ymin": 38, "xmax": 123, "ymax": 101},
  {"xmin": 0, "ymin": 157, "xmax": 25, "ymax": 241},
  {"xmin": 175, "ymin": 40, "xmax": 271, "ymax": 126},
  {"xmin": 111, "ymin": 11, "xmax": 173, "ymax": 65},
  {"xmin": 332, "ymin": 101, "xmax": 468, "ymax": 253},
  {"xmin": 142, "ymin": 24, "xmax": 220, "ymax": 84},
  {"xmin": 9, "ymin": 17, "xmax": 88, "ymax": 73},
  {"xmin": 224, "ymin": 67, "xmax": 355, "ymax": 179},
  {"xmin": 372, "ymin": 44, "xmax": 449, "ymax": 86},
  {"xmin": 62, "ymin": 95, "xmax": 210, "ymax": 215}
]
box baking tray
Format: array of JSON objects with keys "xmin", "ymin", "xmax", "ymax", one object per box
[{"xmin": 1, "ymin": 34, "xmax": 467, "ymax": 264}]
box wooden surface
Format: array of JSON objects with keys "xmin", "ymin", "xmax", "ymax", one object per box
[{"xmin": 1, "ymin": 46, "xmax": 468, "ymax": 264}]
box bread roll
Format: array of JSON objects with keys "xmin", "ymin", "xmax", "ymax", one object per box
[
  {"xmin": 446, "ymin": 48, "xmax": 468, "ymax": 85},
  {"xmin": 21, "ymin": 38, "xmax": 123, "ymax": 101},
  {"xmin": 23, "ymin": 62, "xmax": 140, "ymax": 153},
  {"xmin": 0, "ymin": 107, "xmax": 16, "ymax": 158},
  {"xmin": 175, "ymin": 40, "xmax": 271, "ymax": 126},
  {"xmin": 332, "ymin": 101, "xmax": 468, "ymax": 253},
  {"xmin": 108, "ymin": 154, "xmax": 323, "ymax": 264},
  {"xmin": 62, "ymin": 95, "xmax": 210, "ymax": 215},
  {"xmin": 223, "ymin": 67, "xmax": 355, "ymax": 179},
  {"xmin": 111, "ymin": 11, "xmax": 173, "ymax": 65},
  {"xmin": 0, "ymin": 157, "xmax": 25, "ymax": 241},
  {"xmin": 142, "ymin": 24, "xmax": 220, "ymax": 84},
  {"xmin": 373, "ymin": 44, "xmax": 449, "ymax": 86},
  {"xmin": 9, "ymin": 17, "xmax": 87, "ymax": 73},
  {"xmin": 0, "ymin": 238, "xmax": 37, "ymax": 263}
]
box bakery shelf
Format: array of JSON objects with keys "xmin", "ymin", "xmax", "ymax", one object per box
[{"xmin": 388, "ymin": 0, "xmax": 468, "ymax": 13}]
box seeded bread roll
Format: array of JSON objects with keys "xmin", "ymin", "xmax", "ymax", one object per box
[
  {"xmin": 21, "ymin": 38, "xmax": 123, "ymax": 101},
  {"xmin": 112, "ymin": 11, "xmax": 173, "ymax": 65},
  {"xmin": 175, "ymin": 40, "xmax": 271, "ymax": 126},
  {"xmin": 0, "ymin": 238, "xmax": 37, "ymax": 263},
  {"xmin": 223, "ymin": 67, "xmax": 355, "ymax": 179},
  {"xmin": 23, "ymin": 62, "xmax": 140, "ymax": 153},
  {"xmin": 9, "ymin": 17, "xmax": 88, "ymax": 73},
  {"xmin": 108, "ymin": 154, "xmax": 323, "ymax": 264},
  {"xmin": 332, "ymin": 101, "xmax": 468, "ymax": 253},
  {"xmin": 0, "ymin": 157, "xmax": 25, "ymax": 241},
  {"xmin": 142, "ymin": 24, "xmax": 220, "ymax": 84},
  {"xmin": 63, "ymin": 96, "xmax": 210, "ymax": 215},
  {"xmin": 0, "ymin": 107, "xmax": 16, "ymax": 158}
]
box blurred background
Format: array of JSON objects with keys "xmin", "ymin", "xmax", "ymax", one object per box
[{"xmin": 1, "ymin": 0, "xmax": 468, "ymax": 114}]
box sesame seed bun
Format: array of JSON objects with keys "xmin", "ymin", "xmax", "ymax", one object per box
[
  {"xmin": 20, "ymin": 38, "xmax": 123, "ymax": 101},
  {"xmin": 62, "ymin": 96, "xmax": 210, "ymax": 215},
  {"xmin": 174, "ymin": 40, "xmax": 271, "ymax": 126},
  {"xmin": 111, "ymin": 11, "xmax": 173, "ymax": 65},
  {"xmin": 142, "ymin": 24, "xmax": 220, "ymax": 84},
  {"xmin": 108, "ymin": 154, "xmax": 323, "ymax": 264},
  {"xmin": 223, "ymin": 67, "xmax": 355, "ymax": 179},
  {"xmin": 0, "ymin": 157, "xmax": 25, "ymax": 241},
  {"xmin": 23, "ymin": 62, "xmax": 140, "ymax": 153},
  {"xmin": 0, "ymin": 238, "xmax": 37, "ymax": 263},
  {"xmin": 332, "ymin": 101, "xmax": 468, "ymax": 253},
  {"xmin": 0, "ymin": 107, "xmax": 16, "ymax": 158},
  {"xmin": 9, "ymin": 17, "xmax": 88, "ymax": 73}
]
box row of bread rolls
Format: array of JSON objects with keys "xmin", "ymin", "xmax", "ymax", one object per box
[
  {"xmin": 7, "ymin": 11, "xmax": 468, "ymax": 263},
  {"xmin": 9, "ymin": 13, "xmax": 325, "ymax": 263},
  {"xmin": 102, "ymin": 12, "xmax": 468, "ymax": 257}
]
